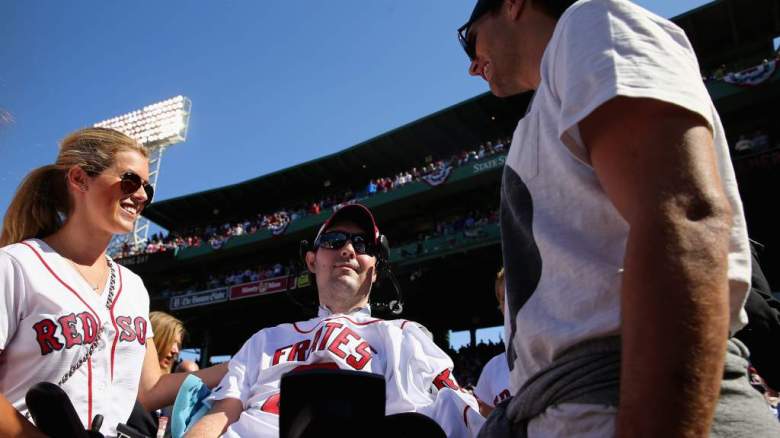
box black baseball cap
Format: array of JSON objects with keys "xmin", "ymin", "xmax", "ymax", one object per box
[{"xmin": 313, "ymin": 204, "xmax": 380, "ymax": 247}]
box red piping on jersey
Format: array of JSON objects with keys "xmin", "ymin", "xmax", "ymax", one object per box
[
  {"xmin": 292, "ymin": 315, "xmax": 382, "ymax": 334},
  {"xmin": 21, "ymin": 242, "xmax": 102, "ymax": 326},
  {"xmin": 87, "ymin": 357, "xmax": 93, "ymax": 430},
  {"xmin": 109, "ymin": 264, "xmax": 124, "ymax": 380},
  {"xmin": 400, "ymin": 320, "xmax": 411, "ymax": 330}
]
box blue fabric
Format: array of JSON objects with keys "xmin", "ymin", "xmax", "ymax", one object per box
[{"xmin": 170, "ymin": 375, "xmax": 214, "ymax": 438}]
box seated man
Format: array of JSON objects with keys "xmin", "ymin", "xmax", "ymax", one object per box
[{"xmin": 186, "ymin": 204, "xmax": 484, "ymax": 437}]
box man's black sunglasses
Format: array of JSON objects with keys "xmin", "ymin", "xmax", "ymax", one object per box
[
  {"xmin": 314, "ymin": 231, "xmax": 376, "ymax": 256},
  {"xmin": 458, "ymin": 0, "xmax": 502, "ymax": 60},
  {"xmin": 120, "ymin": 171, "xmax": 154, "ymax": 207}
]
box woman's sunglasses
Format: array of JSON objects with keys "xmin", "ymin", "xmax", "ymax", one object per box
[
  {"xmin": 314, "ymin": 231, "xmax": 376, "ymax": 256},
  {"xmin": 119, "ymin": 171, "xmax": 154, "ymax": 207}
]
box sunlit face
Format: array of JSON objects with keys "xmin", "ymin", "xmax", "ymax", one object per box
[
  {"xmin": 80, "ymin": 150, "xmax": 150, "ymax": 235},
  {"xmin": 159, "ymin": 332, "xmax": 182, "ymax": 372},
  {"xmin": 466, "ymin": 2, "xmax": 546, "ymax": 96},
  {"xmin": 306, "ymin": 221, "xmax": 378, "ymax": 312}
]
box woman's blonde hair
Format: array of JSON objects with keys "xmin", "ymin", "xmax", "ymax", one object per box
[
  {"xmin": 0, "ymin": 127, "xmax": 147, "ymax": 246},
  {"xmin": 150, "ymin": 311, "xmax": 186, "ymax": 374}
]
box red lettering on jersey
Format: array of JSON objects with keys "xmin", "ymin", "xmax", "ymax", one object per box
[
  {"xmin": 116, "ymin": 316, "xmax": 136, "ymax": 342},
  {"xmin": 318, "ymin": 322, "xmax": 342, "ymax": 351},
  {"xmin": 292, "ymin": 362, "xmax": 339, "ymax": 373},
  {"xmin": 133, "ymin": 317, "xmax": 147, "ymax": 345},
  {"xmin": 328, "ymin": 326, "xmax": 363, "ymax": 360},
  {"xmin": 494, "ymin": 389, "xmax": 510, "ymax": 405},
  {"xmin": 308, "ymin": 327, "xmax": 323, "ymax": 355},
  {"xmin": 58, "ymin": 313, "xmax": 83, "ymax": 348},
  {"xmin": 287, "ymin": 340, "xmax": 311, "ymax": 362},
  {"xmin": 33, "ymin": 319, "xmax": 63, "ymax": 355},
  {"xmin": 260, "ymin": 393, "xmax": 280, "ymax": 415},
  {"xmin": 433, "ymin": 368, "xmax": 460, "ymax": 391},
  {"xmin": 346, "ymin": 340, "xmax": 372, "ymax": 370},
  {"xmin": 273, "ymin": 345, "xmax": 292, "ymax": 366},
  {"xmin": 258, "ymin": 363, "xmax": 339, "ymax": 415},
  {"xmin": 78, "ymin": 312, "xmax": 99, "ymax": 344}
]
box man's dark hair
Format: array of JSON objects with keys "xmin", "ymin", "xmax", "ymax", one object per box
[{"xmin": 533, "ymin": 0, "xmax": 578, "ymax": 19}]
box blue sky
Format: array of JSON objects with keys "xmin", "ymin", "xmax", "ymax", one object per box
[{"xmin": 1, "ymin": 0, "xmax": 712, "ymax": 224}]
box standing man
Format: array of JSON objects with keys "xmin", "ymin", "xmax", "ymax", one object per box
[
  {"xmin": 185, "ymin": 204, "xmax": 484, "ymax": 437},
  {"xmin": 458, "ymin": 0, "xmax": 780, "ymax": 436}
]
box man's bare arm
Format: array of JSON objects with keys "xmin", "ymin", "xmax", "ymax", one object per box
[
  {"xmin": 184, "ymin": 398, "xmax": 243, "ymax": 438},
  {"xmin": 580, "ymin": 96, "xmax": 732, "ymax": 438}
]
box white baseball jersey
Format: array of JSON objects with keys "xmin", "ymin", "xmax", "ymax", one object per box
[
  {"xmin": 209, "ymin": 306, "xmax": 485, "ymax": 437},
  {"xmin": 0, "ymin": 239, "xmax": 152, "ymax": 438},
  {"xmin": 474, "ymin": 352, "xmax": 511, "ymax": 408}
]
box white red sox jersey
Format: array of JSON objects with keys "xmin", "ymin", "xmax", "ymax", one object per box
[
  {"xmin": 474, "ymin": 352, "xmax": 511, "ymax": 408},
  {"xmin": 0, "ymin": 239, "xmax": 152, "ymax": 438},
  {"xmin": 209, "ymin": 307, "xmax": 485, "ymax": 438}
]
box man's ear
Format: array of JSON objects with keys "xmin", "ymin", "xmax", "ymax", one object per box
[
  {"xmin": 305, "ymin": 251, "xmax": 316, "ymax": 273},
  {"xmin": 506, "ymin": 0, "xmax": 526, "ymax": 20},
  {"xmin": 66, "ymin": 165, "xmax": 90, "ymax": 193}
]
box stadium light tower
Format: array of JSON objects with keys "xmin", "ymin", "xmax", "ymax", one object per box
[{"xmin": 93, "ymin": 95, "xmax": 191, "ymax": 254}]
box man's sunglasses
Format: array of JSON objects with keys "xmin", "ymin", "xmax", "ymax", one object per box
[
  {"xmin": 457, "ymin": 0, "xmax": 502, "ymax": 60},
  {"xmin": 458, "ymin": 23, "xmax": 477, "ymax": 60},
  {"xmin": 314, "ymin": 231, "xmax": 376, "ymax": 256},
  {"xmin": 119, "ymin": 171, "xmax": 154, "ymax": 207}
]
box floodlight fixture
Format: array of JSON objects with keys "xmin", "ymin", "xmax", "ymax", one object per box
[
  {"xmin": 94, "ymin": 95, "xmax": 191, "ymax": 148},
  {"xmin": 94, "ymin": 96, "xmax": 192, "ymax": 257}
]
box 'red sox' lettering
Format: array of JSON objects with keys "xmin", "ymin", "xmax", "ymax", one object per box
[
  {"xmin": 32, "ymin": 314, "xmax": 146, "ymax": 355},
  {"xmin": 271, "ymin": 322, "xmax": 373, "ymax": 370}
]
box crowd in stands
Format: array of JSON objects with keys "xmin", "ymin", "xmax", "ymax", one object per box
[
  {"xmin": 734, "ymin": 129, "xmax": 775, "ymax": 155},
  {"xmin": 153, "ymin": 209, "xmax": 499, "ymax": 299},
  {"xmin": 115, "ymin": 137, "xmax": 508, "ymax": 260},
  {"xmin": 447, "ymin": 340, "xmax": 505, "ymax": 389},
  {"xmin": 702, "ymin": 49, "xmax": 780, "ymax": 82},
  {"xmin": 401, "ymin": 209, "xmax": 499, "ymax": 258}
]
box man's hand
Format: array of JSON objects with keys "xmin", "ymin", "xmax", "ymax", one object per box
[
  {"xmin": 581, "ymin": 96, "xmax": 732, "ymax": 437},
  {"xmin": 185, "ymin": 398, "xmax": 243, "ymax": 438}
]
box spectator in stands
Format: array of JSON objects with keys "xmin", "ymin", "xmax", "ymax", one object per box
[
  {"xmin": 735, "ymin": 134, "xmax": 755, "ymax": 153},
  {"xmin": 185, "ymin": 204, "xmax": 484, "ymax": 437},
  {"xmin": 474, "ymin": 268, "xmax": 511, "ymax": 417},
  {"xmin": 460, "ymin": 0, "xmax": 778, "ymax": 436},
  {"xmin": 752, "ymin": 129, "xmax": 770, "ymax": 151}
]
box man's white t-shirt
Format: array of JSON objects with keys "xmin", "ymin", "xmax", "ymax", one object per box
[{"xmin": 500, "ymin": 0, "xmax": 751, "ymax": 394}]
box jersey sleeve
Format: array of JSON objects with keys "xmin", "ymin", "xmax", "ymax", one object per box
[
  {"xmin": 549, "ymin": 0, "xmax": 714, "ymax": 156},
  {"xmin": 0, "ymin": 250, "xmax": 26, "ymax": 350},
  {"xmin": 209, "ymin": 331, "xmax": 262, "ymax": 407},
  {"xmin": 383, "ymin": 322, "xmax": 484, "ymax": 438}
]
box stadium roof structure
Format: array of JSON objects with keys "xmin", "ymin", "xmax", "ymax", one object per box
[
  {"xmin": 670, "ymin": 0, "xmax": 780, "ymax": 71},
  {"xmin": 143, "ymin": 92, "xmax": 530, "ymax": 230}
]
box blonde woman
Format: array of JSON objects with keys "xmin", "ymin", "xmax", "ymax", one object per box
[
  {"xmin": 0, "ymin": 128, "xmax": 226, "ymax": 437},
  {"xmin": 150, "ymin": 311, "xmax": 185, "ymax": 374}
]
